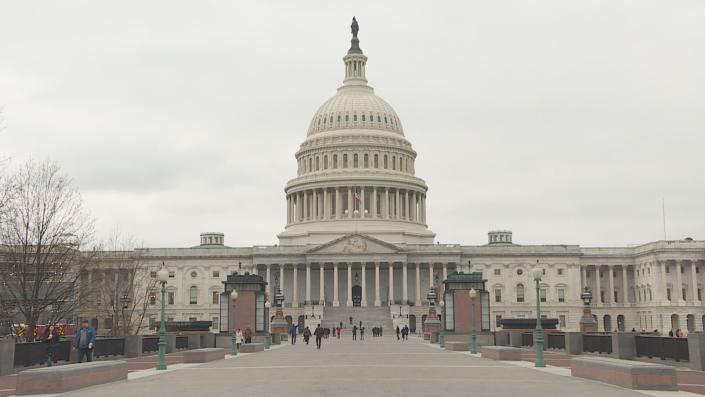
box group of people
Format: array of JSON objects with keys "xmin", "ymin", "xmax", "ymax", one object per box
[
  {"xmin": 371, "ymin": 327, "xmax": 383, "ymax": 337},
  {"xmin": 234, "ymin": 327, "xmax": 253, "ymax": 349},
  {"xmin": 396, "ymin": 325, "xmax": 410, "ymax": 340},
  {"xmin": 291, "ymin": 324, "xmax": 325, "ymax": 349},
  {"xmin": 40, "ymin": 319, "xmax": 96, "ymax": 367}
]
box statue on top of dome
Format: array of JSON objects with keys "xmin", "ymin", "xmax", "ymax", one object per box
[{"xmin": 351, "ymin": 17, "xmax": 359, "ymax": 38}]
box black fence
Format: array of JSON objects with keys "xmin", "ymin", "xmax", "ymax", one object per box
[
  {"xmin": 176, "ymin": 336, "xmax": 188, "ymax": 350},
  {"xmin": 547, "ymin": 333, "xmax": 565, "ymax": 350},
  {"xmin": 583, "ymin": 333, "xmax": 612, "ymax": 354},
  {"xmin": 93, "ymin": 338, "xmax": 125, "ymax": 358},
  {"xmin": 153, "ymin": 321, "xmax": 212, "ymax": 332},
  {"xmin": 14, "ymin": 340, "xmax": 72, "ymax": 367},
  {"xmin": 521, "ymin": 332, "xmax": 533, "ymax": 346},
  {"xmin": 635, "ymin": 336, "xmax": 689, "ymax": 362},
  {"xmin": 142, "ymin": 337, "xmax": 159, "ymax": 353}
]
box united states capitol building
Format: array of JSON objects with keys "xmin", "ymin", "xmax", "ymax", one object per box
[{"xmin": 98, "ymin": 21, "xmax": 705, "ymax": 335}]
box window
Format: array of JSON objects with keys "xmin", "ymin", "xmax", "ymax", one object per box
[
  {"xmin": 666, "ymin": 266, "xmax": 670, "ymax": 273},
  {"xmin": 189, "ymin": 286, "xmax": 198, "ymax": 304},
  {"xmin": 343, "ymin": 154, "xmax": 348, "ymax": 168},
  {"xmin": 149, "ymin": 291, "xmax": 156, "ymax": 305},
  {"xmin": 167, "ymin": 317, "xmax": 174, "ymax": 322},
  {"xmin": 212, "ymin": 291, "xmax": 219, "ymax": 304},
  {"xmin": 364, "ymin": 154, "xmax": 369, "ymax": 168},
  {"xmin": 600, "ymin": 290, "xmax": 605, "ymax": 303},
  {"xmin": 559, "ymin": 315, "xmax": 566, "ymax": 328},
  {"xmin": 374, "ymin": 154, "xmax": 379, "ymax": 168},
  {"xmin": 516, "ymin": 284, "xmax": 524, "ymax": 302},
  {"xmin": 681, "ymin": 265, "xmax": 685, "ymax": 273},
  {"xmin": 383, "ymin": 155, "xmax": 388, "ymax": 169},
  {"xmin": 190, "ymin": 271, "xmax": 197, "ymax": 278},
  {"xmin": 599, "ymin": 271, "xmax": 603, "ymax": 278},
  {"xmin": 345, "ymin": 114, "xmax": 349, "ymax": 122},
  {"xmin": 516, "ymin": 269, "xmax": 523, "ymax": 276},
  {"xmin": 353, "ymin": 154, "xmax": 358, "ymax": 168},
  {"xmin": 614, "ymin": 291, "xmax": 619, "ymax": 303},
  {"xmin": 353, "ymin": 114, "xmax": 357, "ymax": 121},
  {"xmin": 557, "ymin": 268, "xmax": 564, "ymax": 276},
  {"xmin": 212, "ymin": 270, "xmax": 220, "ymax": 278},
  {"xmin": 542, "ymin": 268, "xmax": 546, "ymax": 276},
  {"xmin": 324, "ymin": 155, "xmax": 328, "ymax": 169},
  {"xmin": 392, "ymin": 156, "xmax": 396, "ymax": 170},
  {"xmin": 168, "ymin": 271, "xmax": 175, "ymax": 278},
  {"xmin": 682, "ymin": 288, "xmax": 687, "ymax": 301},
  {"xmin": 540, "ymin": 288, "xmax": 547, "ymax": 302},
  {"xmin": 698, "ymin": 288, "xmax": 702, "ymax": 301},
  {"xmin": 167, "ymin": 291, "xmax": 174, "ymax": 305},
  {"xmin": 333, "ymin": 154, "xmax": 338, "ymax": 169},
  {"xmin": 189, "ymin": 317, "xmax": 197, "ymax": 322},
  {"xmin": 586, "ymin": 270, "xmax": 591, "ymax": 279},
  {"xmin": 494, "ymin": 288, "xmax": 502, "ymax": 303},
  {"xmin": 315, "ymin": 156, "xmax": 319, "ymax": 170},
  {"xmin": 558, "ymin": 288, "xmax": 565, "ymax": 303},
  {"xmin": 150, "ymin": 271, "xmax": 157, "ymax": 278},
  {"xmin": 496, "ymin": 315, "xmax": 503, "ymax": 328},
  {"xmin": 149, "ymin": 316, "xmax": 156, "ymax": 329},
  {"xmin": 666, "ymin": 287, "xmax": 671, "ymax": 301},
  {"xmin": 212, "ymin": 316, "xmax": 219, "ymax": 330}
]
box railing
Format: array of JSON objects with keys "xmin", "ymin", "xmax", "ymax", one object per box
[
  {"xmin": 547, "ymin": 333, "xmax": 565, "ymax": 350},
  {"xmin": 175, "ymin": 336, "xmax": 188, "ymax": 350},
  {"xmin": 635, "ymin": 336, "xmax": 689, "ymax": 362},
  {"xmin": 142, "ymin": 337, "xmax": 159, "ymax": 353},
  {"xmin": 94, "ymin": 338, "xmax": 125, "ymax": 358},
  {"xmin": 14, "ymin": 340, "xmax": 72, "ymax": 367},
  {"xmin": 583, "ymin": 333, "xmax": 612, "ymax": 354},
  {"xmin": 521, "ymin": 332, "xmax": 533, "ymax": 346}
]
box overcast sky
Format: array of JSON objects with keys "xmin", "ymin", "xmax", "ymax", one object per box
[{"xmin": 1, "ymin": 1, "xmax": 704, "ymax": 248}]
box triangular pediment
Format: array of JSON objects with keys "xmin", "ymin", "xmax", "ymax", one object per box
[{"xmin": 307, "ymin": 234, "xmax": 403, "ymax": 254}]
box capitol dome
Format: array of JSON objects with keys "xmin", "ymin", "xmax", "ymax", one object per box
[{"xmin": 278, "ymin": 18, "xmax": 435, "ymax": 246}]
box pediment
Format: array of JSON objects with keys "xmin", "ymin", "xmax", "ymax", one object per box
[{"xmin": 307, "ymin": 234, "xmax": 403, "ymax": 255}]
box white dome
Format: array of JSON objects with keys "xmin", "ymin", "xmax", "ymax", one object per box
[{"xmin": 307, "ymin": 85, "xmax": 404, "ymax": 136}]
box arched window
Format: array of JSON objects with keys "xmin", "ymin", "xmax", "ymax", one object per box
[
  {"xmin": 337, "ymin": 115, "xmax": 341, "ymax": 122},
  {"xmin": 343, "ymin": 154, "xmax": 348, "ymax": 168},
  {"xmin": 189, "ymin": 286, "xmax": 198, "ymax": 305},
  {"xmin": 308, "ymin": 158, "xmax": 312, "ymax": 172},
  {"xmin": 315, "ymin": 156, "xmax": 319, "ymax": 171},
  {"xmin": 383, "ymin": 155, "xmax": 388, "ymax": 169},
  {"xmin": 516, "ymin": 284, "xmax": 525, "ymax": 302},
  {"xmin": 353, "ymin": 113, "xmax": 357, "ymax": 121},
  {"xmin": 362, "ymin": 114, "xmax": 366, "ymax": 121},
  {"xmin": 374, "ymin": 154, "xmax": 379, "ymax": 168},
  {"xmin": 333, "ymin": 154, "xmax": 338, "ymax": 169},
  {"xmin": 323, "ymin": 155, "xmax": 328, "ymax": 169},
  {"xmin": 345, "ymin": 114, "xmax": 349, "ymax": 122},
  {"xmin": 353, "ymin": 154, "xmax": 358, "ymax": 168},
  {"xmin": 364, "ymin": 154, "xmax": 369, "ymax": 168},
  {"xmin": 392, "ymin": 156, "xmax": 396, "ymax": 170}
]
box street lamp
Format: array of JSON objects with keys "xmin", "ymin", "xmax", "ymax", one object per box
[
  {"xmin": 231, "ymin": 290, "xmax": 239, "ymax": 356},
  {"xmin": 531, "ymin": 265, "xmax": 545, "ymax": 367},
  {"xmin": 156, "ymin": 264, "xmax": 169, "ymax": 370},
  {"xmin": 468, "ymin": 288, "xmax": 477, "ymax": 354},
  {"xmin": 579, "ymin": 287, "xmax": 597, "ymax": 332},
  {"xmin": 264, "ymin": 300, "xmax": 271, "ymax": 349},
  {"xmin": 438, "ymin": 300, "xmax": 445, "ymax": 348}
]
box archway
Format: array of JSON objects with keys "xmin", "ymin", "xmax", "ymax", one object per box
[
  {"xmin": 671, "ymin": 314, "xmax": 680, "ymax": 332},
  {"xmin": 617, "ymin": 315, "xmax": 625, "ymax": 332},
  {"xmin": 687, "ymin": 314, "xmax": 695, "ymax": 333},
  {"xmin": 603, "ymin": 315, "xmax": 612, "ymax": 332},
  {"xmin": 352, "ymin": 285, "xmax": 362, "ymax": 307},
  {"xmin": 409, "ymin": 315, "xmax": 417, "ymax": 333}
]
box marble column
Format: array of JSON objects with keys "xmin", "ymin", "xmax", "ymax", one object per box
[
  {"xmin": 372, "ymin": 187, "xmax": 377, "ymax": 218},
  {"xmin": 384, "ymin": 188, "xmax": 389, "ymax": 219},
  {"xmin": 336, "ymin": 188, "xmax": 341, "ymax": 218},
  {"xmin": 266, "ymin": 264, "xmax": 271, "ymax": 295},
  {"xmin": 442, "ymin": 264, "xmax": 448, "ymax": 283},
  {"xmin": 319, "ymin": 264, "xmax": 325, "ymax": 304},
  {"xmin": 676, "ymin": 260, "xmax": 684, "ymax": 303},
  {"xmin": 303, "ymin": 191, "xmax": 308, "ymax": 220},
  {"xmin": 279, "ymin": 265, "xmax": 284, "ymax": 296},
  {"xmin": 660, "ymin": 261, "xmax": 668, "ymax": 302},
  {"xmin": 608, "ymin": 265, "xmax": 615, "ymax": 306},
  {"xmin": 595, "ymin": 265, "xmax": 602, "ymax": 305},
  {"xmin": 361, "ymin": 263, "xmax": 367, "ymax": 306},
  {"xmin": 360, "ymin": 187, "xmax": 366, "ymax": 217},
  {"xmin": 347, "ymin": 263, "xmax": 353, "ymax": 306},
  {"xmin": 415, "ymin": 263, "xmax": 421, "ymax": 305},
  {"xmin": 402, "ymin": 263, "xmax": 408, "ymax": 304},
  {"xmin": 429, "ymin": 263, "xmax": 434, "ymax": 287},
  {"xmin": 622, "ymin": 265, "xmax": 629, "ymax": 304},
  {"xmin": 581, "ymin": 266, "xmax": 587, "ymax": 289},
  {"xmin": 292, "ymin": 264, "xmax": 299, "ymax": 307},
  {"xmin": 374, "ymin": 263, "xmax": 381, "ymax": 306},
  {"xmin": 305, "ymin": 263, "xmax": 311, "ymax": 304},
  {"xmin": 389, "ymin": 263, "xmax": 394, "ymax": 304},
  {"xmin": 395, "ymin": 189, "xmax": 400, "ymax": 219},
  {"xmin": 347, "ymin": 187, "xmax": 353, "ymax": 219},
  {"xmin": 691, "ymin": 260, "xmax": 699, "ymax": 304},
  {"xmin": 333, "ymin": 263, "xmax": 339, "ymax": 306},
  {"xmin": 323, "ymin": 189, "xmax": 329, "ymax": 220},
  {"xmin": 406, "ymin": 191, "xmax": 411, "ymax": 220}
]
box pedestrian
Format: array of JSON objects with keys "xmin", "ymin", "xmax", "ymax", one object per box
[
  {"xmin": 360, "ymin": 326, "xmax": 365, "ymax": 340},
  {"xmin": 40, "ymin": 323, "xmax": 60, "ymax": 367},
  {"xmin": 290, "ymin": 324, "xmax": 298, "ymax": 344},
  {"xmin": 349, "ymin": 316, "xmax": 353, "ymax": 325},
  {"xmin": 340, "ymin": 321, "xmax": 343, "ymax": 329},
  {"xmin": 314, "ymin": 324, "xmax": 323, "ymax": 349},
  {"xmin": 244, "ymin": 327, "xmax": 253, "ymax": 343},
  {"xmin": 379, "ymin": 326, "xmax": 383, "ymax": 337},
  {"xmin": 303, "ymin": 326, "xmax": 311, "ymax": 344},
  {"xmin": 396, "ymin": 325, "xmax": 400, "ymax": 340},
  {"xmin": 236, "ymin": 328, "xmax": 243, "ymax": 349},
  {"xmin": 337, "ymin": 326, "xmax": 341, "ymax": 338},
  {"xmin": 73, "ymin": 319, "xmax": 96, "ymax": 363},
  {"xmin": 352, "ymin": 325, "xmax": 357, "ymax": 341}
]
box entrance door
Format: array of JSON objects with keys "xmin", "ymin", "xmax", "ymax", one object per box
[
  {"xmin": 409, "ymin": 315, "xmax": 417, "ymax": 333},
  {"xmin": 352, "ymin": 285, "xmax": 362, "ymax": 307}
]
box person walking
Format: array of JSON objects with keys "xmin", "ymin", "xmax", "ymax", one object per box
[
  {"xmin": 73, "ymin": 319, "xmax": 96, "ymax": 363},
  {"xmin": 352, "ymin": 325, "xmax": 357, "ymax": 341},
  {"xmin": 303, "ymin": 326, "xmax": 311, "ymax": 344},
  {"xmin": 396, "ymin": 325, "xmax": 400, "ymax": 341},
  {"xmin": 360, "ymin": 326, "xmax": 365, "ymax": 341},
  {"xmin": 40, "ymin": 323, "xmax": 61, "ymax": 367},
  {"xmin": 337, "ymin": 326, "xmax": 341, "ymax": 339},
  {"xmin": 236, "ymin": 328, "xmax": 243, "ymax": 349},
  {"xmin": 290, "ymin": 324, "xmax": 298, "ymax": 345},
  {"xmin": 314, "ymin": 324, "xmax": 323, "ymax": 349}
]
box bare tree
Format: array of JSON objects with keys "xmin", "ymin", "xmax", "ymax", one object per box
[
  {"xmin": 86, "ymin": 232, "xmax": 157, "ymax": 336},
  {"xmin": 0, "ymin": 160, "xmax": 95, "ymax": 341}
]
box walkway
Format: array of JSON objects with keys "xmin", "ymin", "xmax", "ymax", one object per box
[{"xmin": 12, "ymin": 335, "xmax": 701, "ymax": 397}]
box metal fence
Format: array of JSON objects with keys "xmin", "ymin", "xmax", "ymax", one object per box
[
  {"xmin": 583, "ymin": 333, "xmax": 612, "ymax": 354},
  {"xmin": 547, "ymin": 333, "xmax": 565, "ymax": 350},
  {"xmin": 521, "ymin": 332, "xmax": 533, "ymax": 346},
  {"xmin": 635, "ymin": 336, "xmax": 689, "ymax": 362},
  {"xmin": 14, "ymin": 340, "xmax": 72, "ymax": 367},
  {"xmin": 176, "ymin": 336, "xmax": 188, "ymax": 350},
  {"xmin": 142, "ymin": 337, "xmax": 159, "ymax": 353},
  {"xmin": 93, "ymin": 338, "xmax": 125, "ymax": 358}
]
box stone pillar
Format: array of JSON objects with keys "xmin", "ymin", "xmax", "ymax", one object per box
[
  {"xmin": 622, "ymin": 265, "xmax": 629, "ymax": 304},
  {"xmin": 406, "ymin": 191, "xmax": 411, "ymax": 220},
  {"xmin": 612, "ymin": 332, "xmax": 636, "ymax": 360},
  {"xmin": 187, "ymin": 334, "xmax": 201, "ymax": 350},
  {"xmin": 564, "ymin": 332, "xmax": 583, "ymax": 355},
  {"xmin": 292, "ymin": 264, "xmax": 299, "ymax": 307},
  {"xmin": 608, "ymin": 265, "xmax": 615, "ymax": 306},
  {"xmin": 323, "ymin": 189, "xmax": 329, "ymax": 220},
  {"xmin": 361, "ymin": 263, "xmax": 367, "ymax": 306},
  {"xmin": 266, "ymin": 264, "xmax": 271, "ymax": 296},
  {"xmin": 389, "ymin": 263, "xmax": 395, "ymax": 304},
  {"xmin": 402, "ymin": 263, "xmax": 408, "ymax": 304},
  {"xmin": 509, "ymin": 332, "xmax": 522, "ymax": 348},
  {"xmin": 688, "ymin": 333, "xmax": 705, "ymax": 371},
  {"xmin": 320, "ymin": 263, "xmax": 325, "ymax": 305},
  {"xmin": 347, "ymin": 187, "xmax": 353, "ymax": 219},
  {"xmin": 660, "ymin": 261, "xmax": 668, "ymax": 302},
  {"xmin": 333, "ymin": 263, "xmax": 339, "ymax": 306},
  {"xmin": 347, "ymin": 263, "xmax": 353, "ymax": 307},
  {"xmin": 0, "ymin": 337, "xmax": 14, "ymax": 375},
  {"xmin": 372, "ymin": 187, "xmax": 377, "ymax": 218},
  {"xmin": 303, "ymin": 190, "xmax": 308, "ymax": 220},
  {"xmin": 360, "ymin": 186, "xmax": 366, "ymax": 217},
  {"xmin": 395, "ymin": 189, "xmax": 400, "ymax": 219},
  {"xmin": 677, "ymin": 260, "xmax": 684, "ymax": 303},
  {"xmin": 429, "ymin": 263, "xmax": 434, "ymax": 287},
  {"xmin": 305, "ymin": 263, "xmax": 311, "ymax": 304},
  {"xmin": 442, "ymin": 264, "xmax": 448, "ymax": 283},
  {"xmin": 279, "ymin": 265, "xmax": 284, "ymax": 295},
  {"xmin": 692, "ymin": 260, "xmax": 699, "ymax": 304},
  {"xmin": 374, "ymin": 263, "xmax": 381, "ymax": 306},
  {"xmin": 384, "ymin": 188, "xmax": 389, "ymax": 219},
  {"xmin": 336, "ymin": 187, "xmax": 341, "ymax": 218},
  {"xmin": 124, "ymin": 335, "xmax": 143, "ymax": 358},
  {"xmin": 415, "ymin": 263, "xmax": 421, "ymax": 305},
  {"xmin": 595, "ymin": 265, "xmax": 602, "ymax": 305},
  {"xmin": 581, "ymin": 266, "xmax": 587, "ymax": 289}
]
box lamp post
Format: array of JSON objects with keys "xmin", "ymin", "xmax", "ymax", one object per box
[
  {"xmin": 438, "ymin": 300, "xmax": 445, "ymax": 348},
  {"xmin": 579, "ymin": 287, "xmax": 597, "ymax": 332},
  {"xmin": 468, "ymin": 288, "xmax": 477, "ymax": 354},
  {"xmin": 531, "ymin": 265, "xmax": 545, "ymax": 367},
  {"xmin": 264, "ymin": 301, "xmax": 271, "ymax": 349},
  {"xmin": 156, "ymin": 264, "xmax": 169, "ymax": 370},
  {"xmin": 231, "ymin": 290, "xmax": 238, "ymax": 356}
]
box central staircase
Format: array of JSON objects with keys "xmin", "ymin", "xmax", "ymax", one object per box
[{"xmin": 322, "ymin": 306, "xmax": 394, "ymax": 333}]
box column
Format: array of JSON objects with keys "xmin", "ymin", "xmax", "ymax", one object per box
[
  {"xmin": 691, "ymin": 260, "xmax": 699, "ymax": 304},
  {"xmin": 676, "ymin": 260, "xmax": 684, "ymax": 303},
  {"xmin": 319, "ymin": 263, "xmax": 325, "ymax": 304},
  {"xmin": 406, "ymin": 191, "xmax": 411, "ymax": 220},
  {"xmin": 266, "ymin": 264, "xmax": 271, "ymax": 295},
  {"xmin": 622, "ymin": 265, "xmax": 629, "ymax": 304},
  {"xmin": 347, "ymin": 263, "xmax": 353, "ymax": 306},
  {"xmin": 286, "ymin": 196, "xmax": 290, "ymax": 223},
  {"xmin": 305, "ymin": 263, "xmax": 311, "ymax": 304},
  {"xmin": 443, "ymin": 264, "xmax": 448, "ymax": 283},
  {"xmin": 347, "ymin": 187, "xmax": 353, "ymax": 219},
  {"xmin": 374, "ymin": 263, "xmax": 381, "ymax": 306},
  {"xmin": 660, "ymin": 261, "xmax": 668, "ymax": 302},
  {"xmin": 608, "ymin": 265, "xmax": 615, "ymax": 306},
  {"xmin": 395, "ymin": 189, "xmax": 400, "ymax": 219},
  {"xmin": 372, "ymin": 187, "xmax": 377, "ymax": 218},
  {"xmin": 292, "ymin": 264, "xmax": 299, "ymax": 307},
  {"xmin": 402, "ymin": 263, "xmax": 408, "ymax": 304},
  {"xmin": 389, "ymin": 263, "xmax": 395, "ymax": 304},
  {"xmin": 361, "ymin": 263, "xmax": 367, "ymax": 306},
  {"xmin": 384, "ymin": 188, "xmax": 389, "ymax": 219},
  {"xmin": 411, "ymin": 191, "xmax": 416, "ymax": 222},
  {"xmin": 429, "ymin": 263, "xmax": 434, "ymax": 287},
  {"xmin": 581, "ymin": 266, "xmax": 587, "ymax": 289},
  {"xmin": 333, "ymin": 263, "xmax": 339, "ymax": 306},
  {"xmin": 415, "ymin": 263, "xmax": 421, "ymax": 305},
  {"xmin": 279, "ymin": 265, "xmax": 284, "ymax": 294},
  {"xmin": 360, "ymin": 186, "xmax": 365, "ymax": 217},
  {"xmin": 335, "ymin": 188, "xmax": 341, "ymax": 218},
  {"xmin": 595, "ymin": 265, "xmax": 602, "ymax": 305}
]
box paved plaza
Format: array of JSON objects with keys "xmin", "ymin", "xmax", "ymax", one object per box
[{"xmin": 21, "ymin": 336, "xmax": 699, "ymax": 397}]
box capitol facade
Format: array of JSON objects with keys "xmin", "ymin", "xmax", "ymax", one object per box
[{"xmin": 85, "ymin": 21, "xmax": 705, "ymax": 335}]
